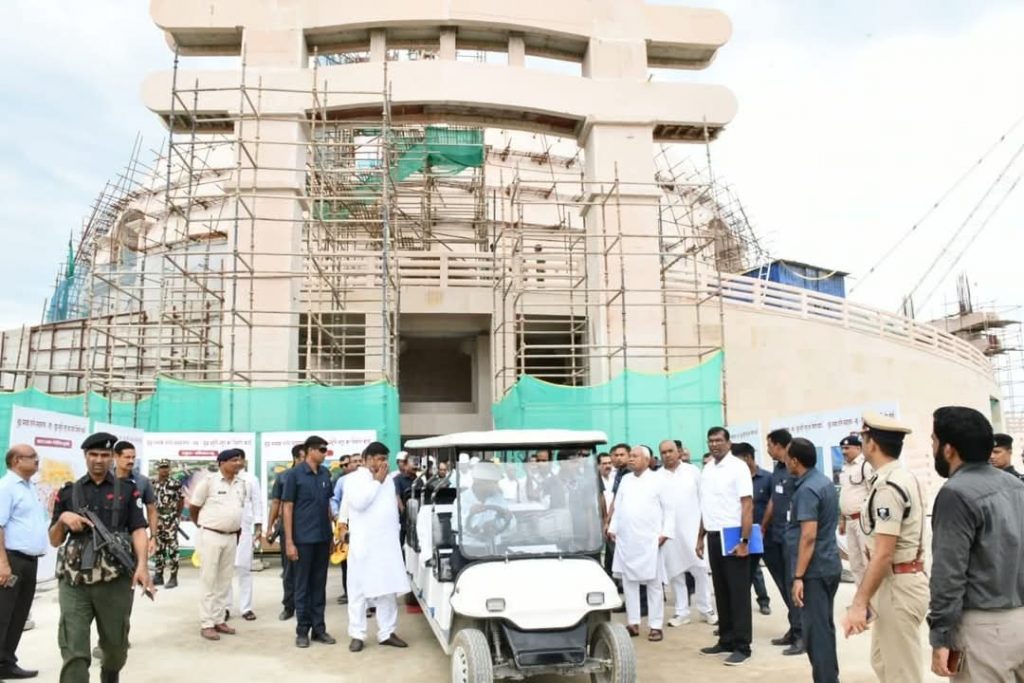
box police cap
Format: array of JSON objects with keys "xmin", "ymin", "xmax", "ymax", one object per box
[
  {"xmin": 862, "ymin": 412, "xmax": 912, "ymax": 436},
  {"xmin": 81, "ymin": 432, "xmax": 118, "ymax": 451},
  {"xmin": 994, "ymin": 433, "xmax": 1014, "ymax": 450},
  {"xmin": 839, "ymin": 434, "xmax": 862, "ymax": 447},
  {"xmin": 217, "ymin": 448, "xmax": 244, "ymax": 463},
  {"xmin": 156, "ymin": 459, "xmax": 171, "ymax": 468}
]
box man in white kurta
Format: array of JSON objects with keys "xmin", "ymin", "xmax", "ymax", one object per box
[
  {"xmin": 344, "ymin": 443, "xmax": 410, "ymax": 651},
  {"xmin": 229, "ymin": 458, "xmax": 263, "ymax": 619},
  {"xmin": 608, "ymin": 445, "xmax": 674, "ymax": 640},
  {"xmin": 657, "ymin": 440, "xmax": 716, "ymax": 627}
]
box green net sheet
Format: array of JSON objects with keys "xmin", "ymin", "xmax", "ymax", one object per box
[
  {"xmin": 0, "ymin": 379, "xmax": 400, "ymax": 475},
  {"xmin": 492, "ymin": 353, "xmax": 724, "ymax": 455}
]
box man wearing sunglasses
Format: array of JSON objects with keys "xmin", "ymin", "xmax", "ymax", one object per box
[{"xmin": 283, "ymin": 435, "xmax": 335, "ymax": 648}]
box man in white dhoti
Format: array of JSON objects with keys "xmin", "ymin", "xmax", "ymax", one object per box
[
  {"xmin": 344, "ymin": 441, "xmax": 411, "ymax": 652},
  {"xmin": 608, "ymin": 445, "xmax": 674, "ymax": 642},
  {"xmin": 228, "ymin": 452, "xmax": 263, "ymax": 620},
  {"xmin": 657, "ymin": 440, "xmax": 717, "ymax": 627}
]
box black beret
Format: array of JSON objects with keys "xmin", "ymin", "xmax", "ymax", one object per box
[
  {"xmin": 217, "ymin": 448, "xmax": 243, "ymax": 463},
  {"xmin": 994, "ymin": 433, "xmax": 1014, "ymax": 449},
  {"xmin": 156, "ymin": 459, "xmax": 171, "ymax": 468},
  {"xmin": 81, "ymin": 432, "xmax": 118, "ymax": 451},
  {"xmin": 840, "ymin": 435, "xmax": 862, "ymax": 447}
]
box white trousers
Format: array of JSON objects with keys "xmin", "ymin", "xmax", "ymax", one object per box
[
  {"xmin": 348, "ymin": 593, "xmax": 398, "ymax": 642},
  {"xmin": 198, "ymin": 529, "xmax": 237, "ymax": 628},
  {"xmin": 623, "ymin": 578, "xmax": 664, "ymax": 629},
  {"xmin": 227, "ymin": 562, "xmax": 254, "ymax": 613},
  {"xmin": 847, "ymin": 521, "xmax": 869, "ymax": 586},
  {"xmin": 669, "ymin": 569, "xmax": 713, "ymax": 617}
]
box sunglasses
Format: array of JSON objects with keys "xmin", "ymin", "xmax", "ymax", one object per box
[{"xmin": 316, "ymin": 446, "xmax": 328, "ymax": 453}]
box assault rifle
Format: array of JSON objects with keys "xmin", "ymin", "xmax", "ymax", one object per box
[{"xmin": 79, "ymin": 508, "xmax": 137, "ymax": 575}]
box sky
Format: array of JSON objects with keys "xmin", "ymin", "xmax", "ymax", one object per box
[{"xmin": 0, "ymin": 1, "xmax": 1021, "ymax": 332}]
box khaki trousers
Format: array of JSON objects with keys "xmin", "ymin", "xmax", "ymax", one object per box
[
  {"xmin": 870, "ymin": 572, "xmax": 928, "ymax": 683},
  {"xmin": 953, "ymin": 607, "xmax": 1024, "ymax": 683},
  {"xmin": 846, "ymin": 520, "xmax": 869, "ymax": 586},
  {"xmin": 198, "ymin": 528, "xmax": 237, "ymax": 628}
]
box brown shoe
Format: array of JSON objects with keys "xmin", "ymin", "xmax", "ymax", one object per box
[
  {"xmin": 626, "ymin": 625, "xmax": 640, "ymax": 637},
  {"xmin": 214, "ymin": 623, "xmax": 236, "ymax": 635},
  {"xmin": 379, "ymin": 634, "xmax": 408, "ymax": 648},
  {"xmin": 648, "ymin": 629, "xmax": 664, "ymax": 642},
  {"xmin": 200, "ymin": 627, "xmax": 221, "ymax": 641},
  {"xmin": 242, "ymin": 611, "xmax": 257, "ymax": 621}
]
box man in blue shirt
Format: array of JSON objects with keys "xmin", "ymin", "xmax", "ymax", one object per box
[
  {"xmin": 283, "ymin": 435, "xmax": 335, "ymax": 648},
  {"xmin": 761, "ymin": 428, "xmax": 804, "ymax": 654},
  {"xmin": 330, "ymin": 453, "xmax": 360, "ymax": 605},
  {"xmin": 0, "ymin": 444, "xmax": 48, "ymax": 679},
  {"xmin": 734, "ymin": 442, "xmax": 773, "ymax": 615},
  {"xmin": 787, "ymin": 438, "xmax": 842, "ymax": 683}
]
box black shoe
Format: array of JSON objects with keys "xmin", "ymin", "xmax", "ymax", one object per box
[
  {"xmin": 0, "ymin": 664, "xmax": 39, "ymax": 679},
  {"xmin": 166, "ymin": 573, "xmax": 178, "ymax": 589},
  {"xmin": 152, "ymin": 572, "xmax": 164, "ymax": 586},
  {"xmin": 699, "ymin": 644, "xmax": 732, "ymax": 656},
  {"xmin": 336, "ymin": 594, "xmax": 348, "ymax": 605},
  {"xmin": 782, "ymin": 640, "xmax": 806, "ymax": 656},
  {"xmin": 295, "ymin": 634, "xmax": 310, "ymax": 648},
  {"xmin": 379, "ymin": 634, "xmax": 408, "ymax": 648},
  {"xmin": 312, "ymin": 632, "xmax": 337, "ymax": 645},
  {"xmin": 279, "ymin": 608, "xmax": 294, "ymax": 621},
  {"xmin": 759, "ymin": 603, "xmax": 771, "ymax": 616},
  {"xmin": 724, "ymin": 652, "xmax": 750, "ymax": 666},
  {"xmin": 349, "ymin": 638, "xmax": 364, "ymax": 652},
  {"xmin": 771, "ymin": 631, "xmax": 794, "ymax": 646},
  {"xmin": 100, "ymin": 669, "xmax": 119, "ymax": 683}
]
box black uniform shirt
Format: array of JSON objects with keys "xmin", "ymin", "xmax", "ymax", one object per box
[
  {"xmin": 282, "ymin": 462, "xmax": 333, "ymax": 545},
  {"xmin": 767, "ymin": 461, "xmax": 794, "ymax": 542},
  {"xmin": 928, "ymin": 462, "xmax": 1024, "ymax": 648},
  {"xmin": 51, "ymin": 472, "xmax": 148, "ymax": 536},
  {"xmin": 785, "ymin": 467, "xmax": 842, "ymax": 579}
]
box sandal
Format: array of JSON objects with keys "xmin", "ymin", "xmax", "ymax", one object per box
[
  {"xmin": 626, "ymin": 625, "xmax": 640, "ymax": 637},
  {"xmin": 648, "ymin": 629, "xmax": 663, "ymax": 642},
  {"xmin": 242, "ymin": 611, "xmax": 257, "ymax": 621}
]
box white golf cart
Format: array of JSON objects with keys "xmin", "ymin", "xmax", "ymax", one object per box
[{"xmin": 403, "ymin": 430, "xmax": 635, "ymax": 683}]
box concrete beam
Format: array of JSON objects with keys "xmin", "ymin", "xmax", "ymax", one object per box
[
  {"xmin": 141, "ymin": 60, "xmax": 737, "ymax": 141},
  {"xmin": 151, "ymin": 0, "xmax": 730, "ymax": 68}
]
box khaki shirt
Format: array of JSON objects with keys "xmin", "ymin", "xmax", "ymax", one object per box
[
  {"xmin": 191, "ymin": 473, "xmax": 246, "ymax": 533},
  {"xmin": 838, "ymin": 453, "xmax": 873, "ymax": 516},
  {"xmin": 861, "ymin": 460, "xmax": 924, "ymax": 564}
]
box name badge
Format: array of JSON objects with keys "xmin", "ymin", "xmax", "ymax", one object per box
[{"xmin": 775, "ymin": 484, "xmax": 784, "ymax": 494}]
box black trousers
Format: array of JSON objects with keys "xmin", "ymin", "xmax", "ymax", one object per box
[
  {"xmin": 293, "ymin": 541, "xmax": 330, "ymax": 637},
  {"xmin": 340, "ymin": 559, "xmax": 348, "ymax": 596},
  {"xmin": 750, "ymin": 555, "xmax": 769, "ymax": 606},
  {"xmin": 280, "ymin": 528, "xmax": 296, "ymax": 611},
  {"xmin": 707, "ymin": 531, "xmax": 752, "ymax": 654},
  {"xmin": 763, "ymin": 533, "xmax": 802, "ymax": 637},
  {"xmin": 0, "ymin": 551, "xmax": 37, "ymax": 668},
  {"xmin": 802, "ymin": 575, "xmax": 840, "ymax": 683}
]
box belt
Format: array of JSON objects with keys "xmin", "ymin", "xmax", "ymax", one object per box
[
  {"xmin": 201, "ymin": 527, "xmax": 241, "ymax": 535},
  {"xmin": 845, "ymin": 512, "xmax": 861, "ymax": 520},
  {"xmin": 7, "ymin": 550, "xmax": 41, "ymax": 561},
  {"xmin": 892, "ymin": 560, "xmax": 925, "ymax": 574}
]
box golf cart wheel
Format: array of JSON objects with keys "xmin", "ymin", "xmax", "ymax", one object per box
[
  {"xmin": 589, "ymin": 621, "xmax": 636, "ymax": 683},
  {"xmin": 451, "ymin": 628, "xmax": 493, "ymax": 683}
]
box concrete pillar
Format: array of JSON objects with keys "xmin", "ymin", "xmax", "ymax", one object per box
[
  {"xmin": 507, "ymin": 34, "xmax": 525, "ymax": 67},
  {"xmin": 439, "ymin": 28, "xmax": 457, "ymax": 60},
  {"xmin": 369, "ymin": 29, "xmax": 387, "ymax": 62}
]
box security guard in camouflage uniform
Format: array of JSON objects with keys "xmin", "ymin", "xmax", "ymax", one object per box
[
  {"xmin": 48, "ymin": 432, "xmax": 154, "ymax": 683},
  {"xmin": 841, "ymin": 413, "xmax": 928, "ymax": 683},
  {"xmin": 151, "ymin": 459, "xmax": 184, "ymax": 588}
]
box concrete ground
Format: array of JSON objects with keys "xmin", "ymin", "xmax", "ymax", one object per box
[{"xmin": 16, "ymin": 563, "xmax": 944, "ymax": 682}]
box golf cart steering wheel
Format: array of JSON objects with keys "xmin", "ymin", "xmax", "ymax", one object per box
[{"xmin": 464, "ymin": 505, "xmax": 514, "ymax": 537}]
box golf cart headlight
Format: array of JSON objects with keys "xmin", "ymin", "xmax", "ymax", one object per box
[
  {"xmin": 486, "ymin": 598, "xmax": 506, "ymax": 612},
  {"xmin": 587, "ymin": 592, "xmax": 605, "ymax": 606}
]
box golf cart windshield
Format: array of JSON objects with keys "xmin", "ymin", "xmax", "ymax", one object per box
[{"xmin": 455, "ymin": 453, "xmax": 604, "ymax": 559}]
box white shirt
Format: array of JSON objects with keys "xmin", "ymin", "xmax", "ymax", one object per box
[
  {"xmin": 699, "ymin": 453, "xmax": 753, "ymax": 532},
  {"xmin": 658, "ymin": 462, "xmax": 705, "ymax": 576},
  {"xmin": 608, "ymin": 469, "xmax": 675, "ymax": 582},
  {"xmin": 601, "ymin": 473, "xmax": 615, "ymax": 509}
]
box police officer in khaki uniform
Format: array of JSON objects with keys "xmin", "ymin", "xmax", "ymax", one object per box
[
  {"xmin": 837, "ymin": 434, "xmax": 872, "ymax": 586},
  {"xmin": 841, "ymin": 413, "xmax": 928, "ymax": 683}
]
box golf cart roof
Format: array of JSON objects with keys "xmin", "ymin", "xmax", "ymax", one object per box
[{"xmin": 404, "ymin": 429, "xmax": 608, "ymax": 451}]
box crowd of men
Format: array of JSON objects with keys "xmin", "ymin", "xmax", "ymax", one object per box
[{"xmin": 0, "ymin": 406, "xmax": 1023, "ymax": 681}]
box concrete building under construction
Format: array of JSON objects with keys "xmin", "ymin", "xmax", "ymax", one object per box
[{"xmin": 0, "ymin": 1, "xmax": 1008, "ymax": 481}]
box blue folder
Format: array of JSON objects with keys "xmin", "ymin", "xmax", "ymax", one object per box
[{"xmin": 720, "ymin": 524, "xmax": 765, "ymax": 555}]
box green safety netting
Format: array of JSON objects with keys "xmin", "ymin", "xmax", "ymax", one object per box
[
  {"xmin": 492, "ymin": 352, "xmax": 724, "ymax": 455},
  {"xmin": 0, "ymin": 378, "xmax": 400, "ymax": 475},
  {"xmin": 315, "ymin": 126, "xmax": 484, "ymax": 221}
]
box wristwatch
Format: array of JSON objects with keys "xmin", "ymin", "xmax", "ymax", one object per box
[
  {"xmin": 794, "ymin": 575, "xmax": 804, "ymax": 581},
  {"xmin": 739, "ymin": 537, "xmax": 749, "ymax": 545}
]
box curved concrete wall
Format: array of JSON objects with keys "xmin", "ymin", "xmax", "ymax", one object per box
[{"xmin": 719, "ymin": 303, "xmax": 998, "ymax": 497}]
